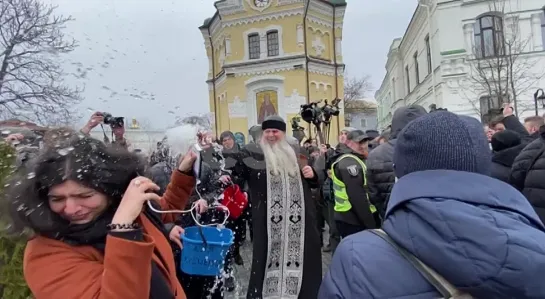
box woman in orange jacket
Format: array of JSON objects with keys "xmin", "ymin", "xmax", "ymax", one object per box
[{"xmin": 4, "ymin": 134, "xmax": 196, "ymax": 299}]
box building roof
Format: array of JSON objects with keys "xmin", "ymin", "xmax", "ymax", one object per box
[{"xmin": 200, "ymin": 0, "xmax": 347, "ymax": 28}]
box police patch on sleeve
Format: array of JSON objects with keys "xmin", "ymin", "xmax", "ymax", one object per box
[{"xmin": 347, "ymin": 165, "xmax": 359, "ymax": 176}]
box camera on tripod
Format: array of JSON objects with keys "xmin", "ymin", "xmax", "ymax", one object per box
[
  {"xmin": 295, "ymin": 98, "xmax": 342, "ymax": 145},
  {"xmin": 300, "ymin": 98, "xmax": 341, "ymax": 125}
]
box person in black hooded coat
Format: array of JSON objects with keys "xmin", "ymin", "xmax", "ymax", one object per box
[
  {"xmin": 490, "ymin": 130, "xmax": 525, "ymax": 183},
  {"xmin": 509, "ymin": 125, "xmax": 545, "ymax": 224},
  {"xmin": 365, "ymin": 105, "xmax": 427, "ymax": 218}
]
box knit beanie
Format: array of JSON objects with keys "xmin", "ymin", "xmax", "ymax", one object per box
[
  {"xmin": 394, "ymin": 111, "xmax": 491, "ymax": 178},
  {"xmin": 262, "ymin": 115, "xmax": 286, "ymax": 132},
  {"xmin": 491, "ymin": 130, "xmax": 521, "ymax": 152}
]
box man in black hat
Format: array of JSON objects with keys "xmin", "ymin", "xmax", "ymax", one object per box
[
  {"xmin": 329, "ymin": 129, "xmax": 379, "ymax": 238},
  {"xmin": 226, "ymin": 115, "xmax": 322, "ymax": 299}
]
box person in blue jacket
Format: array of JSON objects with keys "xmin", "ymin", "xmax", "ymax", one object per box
[{"xmin": 319, "ymin": 111, "xmax": 545, "ymax": 298}]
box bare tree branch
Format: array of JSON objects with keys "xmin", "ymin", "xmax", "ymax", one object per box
[
  {"xmin": 457, "ymin": 0, "xmax": 545, "ymax": 121},
  {"xmin": 343, "ymin": 75, "xmax": 373, "ymax": 123},
  {"xmin": 0, "ymin": 0, "xmax": 82, "ymax": 126}
]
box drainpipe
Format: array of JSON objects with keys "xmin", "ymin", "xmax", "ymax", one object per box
[
  {"xmin": 207, "ymin": 27, "xmax": 219, "ymax": 135},
  {"xmin": 303, "ymin": 0, "xmax": 312, "ymax": 139},
  {"xmin": 332, "ymin": 5, "xmax": 340, "ymax": 141},
  {"xmin": 418, "ymin": 0, "xmax": 437, "ymax": 104}
]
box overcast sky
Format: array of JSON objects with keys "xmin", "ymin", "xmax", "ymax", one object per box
[{"xmin": 48, "ymin": 0, "xmax": 416, "ymax": 129}]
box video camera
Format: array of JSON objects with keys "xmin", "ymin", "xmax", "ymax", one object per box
[
  {"xmin": 300, "ymin": 98, "xmax": 341, "ymax": 125},
  {"xmin": 102, "ymin": 112, "xmax": 124, "ymax": 128},
  {"xmin": 296, "ymin": 98, "xmax": 342, "ymax": 145}
]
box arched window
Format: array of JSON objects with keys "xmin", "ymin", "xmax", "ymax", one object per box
[
  {"xmin": 248, "ymin": 33, "xmax": 260, "ymax": 60},
  {"xmin": 474, "ymin": 13, "xmax": 504, "ymax": 58},
  {"xmin": 267, "ymin": 30, "xmax": 279, "ymax": 57}
]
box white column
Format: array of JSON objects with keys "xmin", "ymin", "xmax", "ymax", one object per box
[
  {"xmin": 260, "ymin": 32, "xmax": 267, "ymax": 59},
  {"xmin": 225, "ymin": 36, "xmax": 231, "ymax": 56},
  {"xmin": 463, "ymin": 23, "xmax": 474, "ymax": 56},
  {"xmin": 531, "ymin": 14, "xmax": 543, "ymax": 51},
  {"xmin": 335, "ymin": 37, "xmax": 342, "ymax": 57},
  {"xmin": 296, "ymin": 24, "xmax": 304, "ymax": 46},
  {"xmin": 207, "ymin": 47, "xmax": 213, "ymax": 78}
]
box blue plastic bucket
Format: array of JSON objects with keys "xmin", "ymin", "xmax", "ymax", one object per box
[{"xmin": 180, "ymin": 226, "xmax": 234, "ymax": 276}]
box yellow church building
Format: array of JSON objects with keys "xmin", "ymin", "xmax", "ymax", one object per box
[{"xmin": 199, "ymin": 0, "xmax": 347, "ymax": 144}]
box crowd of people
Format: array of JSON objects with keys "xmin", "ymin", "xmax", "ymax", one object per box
[{"xmin": 1, "ymin": 105, "xmax": 545, "ymax": 298}]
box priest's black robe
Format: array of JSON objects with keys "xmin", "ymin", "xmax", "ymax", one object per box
[{"xmin": 227, "ymin": 143, "xmax": 322, "ymax": 299}]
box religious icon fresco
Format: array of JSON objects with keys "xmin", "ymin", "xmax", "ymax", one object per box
[{"xmin": 256, "ymin": 90, "xmax": 278, "ymax": 124}]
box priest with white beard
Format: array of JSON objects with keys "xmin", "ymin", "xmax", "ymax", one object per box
[{"xmin": 225, "ymin": 115, "xmax": 322, "ymax": 299}]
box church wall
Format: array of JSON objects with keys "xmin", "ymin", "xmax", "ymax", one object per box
[
  {"xmin": 305, "ymin": 22, "xmax": 333, "ymax": 61},
  {"xmin": 221, "ymin": 16, "xmax": 304, "ymax": 63},
  {"xmin": 202, "ymin": 0, "xmax": 346, "ymax": 144}
]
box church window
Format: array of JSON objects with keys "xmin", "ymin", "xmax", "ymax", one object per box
[
  {"xmin": 248, "ymin": 33, "xmax": 260, "ymax": 59},
  {"xmin": 267, "ymin": 30, "xmax": 279, "ymax": 57},
  {"xmin": 474, "ymin": 13, "xmax": 504, "ymax": 59}
]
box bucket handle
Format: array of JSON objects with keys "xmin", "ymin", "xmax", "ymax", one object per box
[{"xmin": 146, "ymin": 200, "xmax": 230, "ymax": 227}]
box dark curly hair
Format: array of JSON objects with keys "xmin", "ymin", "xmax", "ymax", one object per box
[{"xmin": 2, "ymin": 134, "xmax": 147, "ymax": 236}]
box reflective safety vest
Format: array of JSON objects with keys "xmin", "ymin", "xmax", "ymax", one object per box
[{"xmin": 330, "ymin": 154, "xmax": 377, "ymax": 214}]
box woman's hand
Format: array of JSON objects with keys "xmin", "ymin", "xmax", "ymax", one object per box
[
  {"xmin": 111, "ymin": 177, "xmax": 161, "ymax": 228},
  {"xmin": 218, "ymin": 175, "xmax": 231, "ymax": 185},
  {"xmin": 169, "ymin": 225, "xmax": 185, "ymax": 248},
  {"xmin": 178, "ymin": 149, "xmax": 198, "ymax": 172},
  {"xmin": 4, "ymin": 133, "xmax": 24, "ymax": 146},
  {"xmin": 194, "ymin": 199, "xmax": 209, "ymax": 214}
]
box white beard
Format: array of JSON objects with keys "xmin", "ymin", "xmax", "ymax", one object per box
[{"xmin": 260, "ymin": 138, "xmax": 300, "ymax": 177}]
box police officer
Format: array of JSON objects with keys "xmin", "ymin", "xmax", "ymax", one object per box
[{"xmin": 330, "ymin": 129, "xmax": 379, "ymax": 238}]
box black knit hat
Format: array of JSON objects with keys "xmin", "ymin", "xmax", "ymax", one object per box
[
  {"xmin": 491, "ymin": 130, "xmax": 521, "ymax": 152},
  {"xmin": 394, "ymin": 111, "xmax": 491, "ymax": 178},
  {"xmin": 262, "ymin": 115, "xmax": 286, "ymax": 132}
]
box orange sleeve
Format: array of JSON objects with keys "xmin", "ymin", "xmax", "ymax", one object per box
[
  {"xmin": 24, "ymin": 234, "xmax": 156, "ymax": 299},
  {"xmin": 160, "ymin": 170, "xmax": 195, "ymax": 223}
]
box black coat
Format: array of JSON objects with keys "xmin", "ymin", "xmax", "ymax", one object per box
[
  {"xmin": 490, "ymin": 144, "xmax": 525, "ymax": 183},
  {"xmin": 228, "ymin": 143, "xmax": 322, "ymax": 299},
  {"xmin": 365, "ymin": 140, "xmax": 396, "ymax": 217},
  {"xmin": 510, "ymin": 131, "xmax": 545, "ymax": 223}
]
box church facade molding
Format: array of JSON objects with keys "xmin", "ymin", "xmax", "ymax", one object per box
[
  {"xmin": 230, "ymin": 56, "xmax": 305, "ymax": 77},
  {"xmin": 221, "ymin": 8, "xmax": 304, "ymax": 29},
  {"xmin": 277, "ymin": 0, "xmax": 303, "ymax": 6},
  {"xmin": 308, "ymin": 61, "xmax": 344, "ymax": 77},
  {"xmin": 208, "ymin": 56, "xmax": 343, "ymax": 90},
  {"xmin": 284, "ymin": 89, "xmax": 306, "ymax": 114},
  {"xmin": 228, "ymin": 96, "xmax": 247, "ymax": 118}
]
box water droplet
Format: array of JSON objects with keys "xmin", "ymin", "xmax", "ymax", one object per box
[
  {"xmin": 57, "ymin": 146, "xmax": 75, "ymax": 156},
  {"xmin": 27, "ymin": 172, "xmax": 36, "ymax": 179}
]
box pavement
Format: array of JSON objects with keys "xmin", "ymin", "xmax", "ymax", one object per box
[{"xmin": 224, "ymin": 227, "xmax": 334, "ymax": 299}]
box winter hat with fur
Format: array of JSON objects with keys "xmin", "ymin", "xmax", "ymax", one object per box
[{"xmin": 393, "ymin": 111, "xmax": 491, "ymax": 178}]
